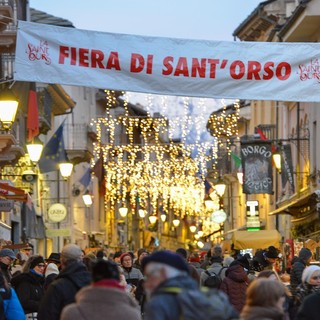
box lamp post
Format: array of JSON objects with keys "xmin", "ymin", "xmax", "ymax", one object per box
[{"xmin": 82, "ymin": 190, "xmax": 93, "ymax": 247}]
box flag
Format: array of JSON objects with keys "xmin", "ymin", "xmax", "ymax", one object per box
[
  {"xmin": 231, "ymin": 151, "xmax": 242, "ymax": 169},
  {"xmin": 92, "ymin": 153, "xmax": 106, "ymax": 196},
  {"xmin": 38, "ymin": 122, "xmax": 67, "ymax": 173},
  {"xmin": 27, "ymin": 82, "xmax": 39, "ymax": 141},
  {"xmin": 204, "ymin": 179, "xmax": 214, "ymax": 195},
  {"xmin": 79, "ymin": 167, "xmax": 92, "ymax": 188},
  {"xmin": 256, "ymin": 127, "xmax": 276, "ymax": 152}
]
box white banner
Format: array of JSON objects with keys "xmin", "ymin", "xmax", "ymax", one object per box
[{"xmin": 14, "ymin": 21, "xmax": 320, "ymax": 102}]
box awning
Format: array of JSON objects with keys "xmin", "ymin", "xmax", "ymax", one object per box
[
  {"xmin": 232, "ymin": 230, "xmax": 281, "ymax": 250},
  {"xmin": 268, "ymin": 192, "xmax": 317, "ymax": 216},
  {"xmin": 0, "ymin": 182, "xmax": 29, "ymax": 202}
]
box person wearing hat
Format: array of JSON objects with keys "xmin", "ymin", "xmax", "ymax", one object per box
[
  {"xmin": 60, "ymin": 260, "xmax": 141, "ymax": 320},
  {"xmin": 252, "ymin": 246, "xmax": 280, "ymax": 272},
  {"xmin": 120, "ymin": 252, "xmax": 143, "ymax": 288},
  {"xmin": 0, "ymin": 248, "xmax": 17, "ymax": 284},
  {"xmin": 11, "ymin": 255, "xmax": 46, "ymax": 319},
  {"xmin": 141, "ymin": 250, "xmax": 197, "ymax": 320},
  {"xmin": 45, "ymin": 252, "xmax": 61, "ymax": 269},
  {"xmin": 37, "ymin": 244, "xmax": 91, "ymax": 320},
  {"xmin": 290, "ymin": 247, "xmax": 312, "ymax": 294}
]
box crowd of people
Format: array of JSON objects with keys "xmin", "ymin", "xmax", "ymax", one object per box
[{"xmin": 0, "ymin": 243, "xmax": 318, "ymax": 319}]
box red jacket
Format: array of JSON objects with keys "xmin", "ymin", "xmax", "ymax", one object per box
[{"xmin": 220, "ymin": 263, "xmax": 249, "ymax": 313}]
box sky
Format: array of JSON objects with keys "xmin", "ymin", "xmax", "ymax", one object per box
[{"xmin": 29, "ymin": 0, "xmax": 262, "ymax": 41}]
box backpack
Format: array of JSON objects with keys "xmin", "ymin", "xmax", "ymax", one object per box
[
  {"xmin": 203, "ymin": 267, "xmax": 225, "ymax": 288},
  {"xmin": 160, "ymin": 286, "xmax": 237, "ymax": 320}
]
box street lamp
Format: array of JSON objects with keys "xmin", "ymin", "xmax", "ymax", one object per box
[
  {"xmin": 26, "ymin": 138, "xmax": 43, "ymax": 163},
  {"xmin": 160, "ymin": 213, "xmax": 167, "ymax": 222},
  {"xmin": 172, "ymin": 218, "xmax": 180, "ymax": 228},
  {"xmin": 272, "ymin": 147, "xmax": 282, "ymax": 174},
  {"xmin": 0, "ymin": 87, "xmax": 19, "ymax": 130},
  {"xmin": 119, "ymin": 207, "xmax": 128, "ymax": 218},
  {"xmin": 148, "ymin": 215, "xmax": 157, "ymax": 224},
  {"xmin": 138, "ymin": 209, "xmax": 146, "ymax": 218},
  {"xmin": 214, "ymin": 178, "xmax": 226, "ymax": 197},
  {"xmin": 82, "ymin": 190, "xmax": 93, "ymax": 207},
  {"xmin": 59, "ymin": 162, "xmax": 73, "ymax": 180}
]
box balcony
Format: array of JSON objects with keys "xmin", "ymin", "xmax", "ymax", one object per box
[
  {"xmin": 64, "ymin": 124, "xmax": 97, "ymax": 164},
  {"xmin": 0, "ymin": 0, "xmax": 14, "ymax": 30}
]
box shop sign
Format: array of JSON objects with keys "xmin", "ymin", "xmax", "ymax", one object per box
[
  {"xmin": 0, "ymin": 200, "xmax": 14, "ymax": 212},
  {"xmin": 46, "ymin": 228, "xmax": 71, "ymax": 237},
  {"xmin": 48, "ymin": 203, "xmax": 67, "ymax": 222}
]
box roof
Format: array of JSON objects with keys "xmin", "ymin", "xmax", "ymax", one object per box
[
  {"xmin": 30, "ymin": 8, "xmax": 74, "ymax": 27},
  {"xmin": 233, "ymin": 0, "xmax": 278, "ymax": 40},
  {"xmin": 277, "ymin": 0, "xmax": 311, "ymax": 39}
]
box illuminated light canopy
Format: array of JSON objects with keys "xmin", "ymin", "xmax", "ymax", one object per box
[{"xmin": 92, "ymin": 91, "xmax": 240, "ymax": 227}]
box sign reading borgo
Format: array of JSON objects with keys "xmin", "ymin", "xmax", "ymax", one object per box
[{"xmin": 48, "ymin": 203, "xmax": 67, "ymax": 222}]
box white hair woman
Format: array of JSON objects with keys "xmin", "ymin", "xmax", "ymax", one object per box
[{"xmin": 293, "ymin": 265, "xmax": 320, "ymax": 312}]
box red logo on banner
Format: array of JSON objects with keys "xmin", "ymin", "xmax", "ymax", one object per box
[
  {"xmin": 25, "ymin": 40, "xmax": 51, "ymax": 65},
  {"xmin": 297, "ymin": 58, "xmax": 320, "ymax": 82}
]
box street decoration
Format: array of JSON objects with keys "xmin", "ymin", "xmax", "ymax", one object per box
[{"xmin": 15, "ymin": 21, "xmax": 320, "ymax": 102}]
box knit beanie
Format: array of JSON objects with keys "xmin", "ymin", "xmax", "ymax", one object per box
[
  {"xmin": 141, "ymin": 250, "xmax": 189, "ymax": 273},
  {"xmin": 30, "ymin": 256, "xmax": 45, "ymax": 269},
  {"xmin": 301, "ymin": 265, "xmax": 320, "ymax": 284},
  {"xmin": 299, "ymin": 248, "xmax": 312, "ymax": 262},
  {"xmin": 45, "ymin": 263, "xmax": 59, "ymax": 277},
  {"xmin": 120, "ymin": 252, "xmax": 132, "ymax": 264}
]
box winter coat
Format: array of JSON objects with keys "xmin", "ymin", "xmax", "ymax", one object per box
[
  {"xmin": 296, "ymin": 291, "xmax": 320, "ymax": 320},
  {"xmin": 290, "ymin": 259, "xmax": 306, "ymax": 292},
  {"xmin": 144, "ymin": 274, "xmax": 198, "ymax": 320},
  {"xmin": 37, "ymin": 261, "xmax": 91, "ymax": 320},
  {"xmin": 200, "ymin": 262, "xmax": 222, "ymax": 286},
  {"xmin": 11, "ymin": 270, "xmax": 45, "ymax": 314},
  {"xmin": 0, "ymin": 262, "xmax": 12, "ymax": 284},
  {"xmin": 122, "ymin": 266, "xmax": 144, "ymax": 287},
  {"xmin": 1, "ymin": 288, "xmax": 25, "ymax": 320},
  {"xmin": 240, "ymin": 305, "xmax": 284, "ymax": 320},
  {"xmin": 220, "ymin": 263, "xmax": 249, "ymax": 313},
  {"xmin": 60, "ymin": 279, "xmax": 141, "ymax": 320}
]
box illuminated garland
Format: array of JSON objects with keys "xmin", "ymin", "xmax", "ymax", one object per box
[{"xmin": 91, "ymin": 92, "xmax": 239, "ymax": 230}]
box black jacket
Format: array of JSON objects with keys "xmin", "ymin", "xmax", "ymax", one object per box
[
  {"xmin": 11, "ymin": 271, "xmax": 45, "ymax": 314},
  {"xmin": 296, "ymin": 291, "xmax": 320, "ymax": 320},
  {"xmin": 290, "ymin": 258, "xmax": 306, "ymax": 291},
  {"xmin": 37, "ymin": 261, "xmax": 91, "ymax": 320}
]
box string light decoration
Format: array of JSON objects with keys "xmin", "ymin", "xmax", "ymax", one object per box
[
  {"xmin": 207, "ymin": 99, "xmax": 240, "ymax": 181},
  {"xmin": 90, "ymin": 91, "xmax": 238, "ymax": 230}
]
